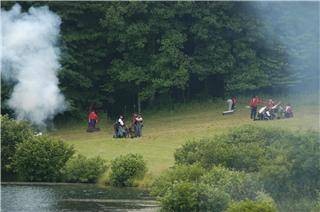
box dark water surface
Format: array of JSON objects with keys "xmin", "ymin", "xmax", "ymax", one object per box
[{"xmin": 1, "ymin": 184, "xmax": 159, "ymax": 212}]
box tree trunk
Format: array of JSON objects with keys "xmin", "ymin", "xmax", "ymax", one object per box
[{"xmin": 137, "ymin": 95, "xmax": 141, "ymax": 114}]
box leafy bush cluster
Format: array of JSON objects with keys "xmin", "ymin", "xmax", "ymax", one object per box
[
  {"xmin": 1, "ymin": 116, "xmax": 147, "ymax": 185},
  {"xmin": 174, "ymin": 125, "xmax": 287, "ymax": 172},
  {"xmin": 14, "ymin": 136, "xmax": 75, "ymax": 182},
  {"xmin": 1, "ymin": 116, "xmax": 109, "ymax": 183},
  {"xmin": 63, "ymin": 154, "xmax": 107, "ymax": 183},
  {"xmin": 109, "ymin": 153, "xmax": 147, "ymax": 187},
  {"xmin": 152, "ymin": 165, "xmax": 264, "ymax": 212},
  {"xmin": 153, "ymin": 125, "xmax": 320, "ymax": 211},
  {"xmin": 226, "ymin": 199, "xmax": 276, "ymax": 212},
  {"xmin": 1, "ymin": 115, "xmax": 34, "ymax": 179}
]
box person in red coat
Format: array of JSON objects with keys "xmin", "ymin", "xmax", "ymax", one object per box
[
  {"xmin": 249, "ymin": 96, "xmax": 261, "ymax": 120},
  {"xmin": 88, "ymin": 110, "xmax": 98, "ymax": 128},
  {"xmin": 231, "ymin": 96, "xmax": 237, "ymax": 110}
]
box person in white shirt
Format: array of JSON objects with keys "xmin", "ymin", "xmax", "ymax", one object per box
[
  {"xmin": 116, "ymin": 115, "xmax": 126, "ymax": 137},
  {"xmin": 118, "ymin": 115, "xmax": 124, "ymax": 126}
]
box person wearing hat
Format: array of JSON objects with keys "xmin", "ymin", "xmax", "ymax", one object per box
[{"xmin": 134, "ymin": 114, "xmax": 143, "ymax": 137}]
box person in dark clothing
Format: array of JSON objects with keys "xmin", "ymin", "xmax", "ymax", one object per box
[
  {"xmin": 231, "ymin": 96, "xmax": 237, "ymax": 110},
  {"xmin": 133, "ymin": 113, "xmax": 143, "ymax": 137}
]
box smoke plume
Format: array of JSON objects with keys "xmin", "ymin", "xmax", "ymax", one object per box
[
  {"xmin": 250, "ymin": 1, "xmax": 320, "ymax": 93},
  {"xmin": 1, "ymin": 4, "xmax": 66, "ymax": 127}
]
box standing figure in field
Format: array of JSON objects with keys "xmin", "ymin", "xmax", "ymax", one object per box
[
  {"xmin": 249, "ymin": 95, "xmax": 261, "ymax": 120},
  {"xmin": 87, "ymin": 110, "xmax": 99, "ymax": 132},
  {"xmin": 266, "ymin": 99, "xmax": 276, "ymax": 120},
  {"xmin": 134, "ymin": 113, "xmax": 143, "ymax": 137},
  {"xmin": 285, "ymin": 104, "xmax": 294, "ymax": 118},
  {"xmin": 116, "ymin": 115, "xmax": 126, "ymax": 138}
]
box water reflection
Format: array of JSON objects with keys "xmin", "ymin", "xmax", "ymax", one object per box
[{"xmin": 1, "ymin": 184, "xmax": 159, "ymax": 212}]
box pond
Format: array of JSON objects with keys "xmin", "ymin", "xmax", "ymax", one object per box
[{"xmin": 1, "ymin": 183, "xmax": 159, "ymax": 211}]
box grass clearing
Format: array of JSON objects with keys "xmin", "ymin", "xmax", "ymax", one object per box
[{"xmin": 50, "ymin": 97, "xmax": 319, "ymax": 181}]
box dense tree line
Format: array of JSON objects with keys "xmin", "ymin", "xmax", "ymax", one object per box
[{"xmin": 1, "ymin": 1, "xmax": 318, "ymax": 118}]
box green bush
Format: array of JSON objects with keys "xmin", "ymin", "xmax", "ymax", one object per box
[
  {"xmin": 226, "ymin": 199, "xmax": 277, "ymax": 212},
  {"xmin": 224, "ymin": 125, "xmax": 285, "ymax": 147},
  {"xmin": 14, "ymin": 136, "xmax": 74, "ymax": 182},
  {"xmin": 151, "ymin": 164, "xmax": 205, "ymax": 197},
  {"xmin": 152, "ymin": 165, "xmax": 262, "ymax": 212},
  {"xmin": 175, "ymin": 125, "xmax": 293, "ymax": 172},
  {"xmin": 200, "ymin": 166, "xmax": 261, "ymax": 201},
  {"xmin": 260, "ymin": 131, "xmax": 320, "ymax": 198},
  {"xmin": 173, "ymin": 125, "xmax": 320, "ymax": 209},
  {"xmin": 174, "ymin": 140, "xmax": 200, "ymax": 165},
  {"xmin": 109, "ymin": 153, "xmax": 147, "ymax": 187},
  {"xmin": 175, "ymin": 137, "xmax": 266, "ymax": 172},
  {"xmin": 63, "ymin": 154, "xmax": 107, "ymax": 183},
  {"xmin": 161, "ymin": 181, "xmax": 199, "ymax": 212},
  {"xmin": 1, "ymin": 115, "xmax": 34, "ymax": 178},
  {"xmin": 196, "ymin": 166, "xmax": 262, "ymax": 211}
]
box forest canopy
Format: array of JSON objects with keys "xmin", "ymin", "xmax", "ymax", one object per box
[{"xmin": 1, "ymin": 1, "xmax": 319, "ymax": 117}]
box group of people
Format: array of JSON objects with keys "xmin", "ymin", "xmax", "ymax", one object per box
[
  {"xmin": 249, "ymin": 96, "xmax": 293, "ymax": 121},
  {"xmin": 87, "ymin": 110, "xmax": 144, "ymax": 138},
  {"xmin": 88, "ymin": 95, "xmax": 293, "ymax": 136},
  {"xmin": 113, "ymin": 114, "xmax": 143, "ymax": 138}
]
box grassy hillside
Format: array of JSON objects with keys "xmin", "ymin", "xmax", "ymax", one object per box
[{"xmin": 50, "ymin": 95, "xmax": 319, "ymax": 181}]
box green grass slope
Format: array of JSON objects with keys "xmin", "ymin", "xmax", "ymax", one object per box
[{"xmin": 50, "ymin": 97, "xmax": 319, "ymax": 180}]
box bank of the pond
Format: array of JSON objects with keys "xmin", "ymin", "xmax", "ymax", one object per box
[{"xmin": 1, "ymin": 183, "xmax": 160, "ymax": 212}]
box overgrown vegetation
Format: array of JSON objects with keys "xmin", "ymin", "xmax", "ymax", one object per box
[
  {"xmin": 152, "ymin": 125, "xmax": 320, "ymax": 211},
  {"xmin": 226, "ymin": 198, "xmax": 277, "ymax": 212},
  {"xmin": 62, "ymin": 154, "xmax": 107, "ymax": 183},
  {"xmin": 109, "ymin": 153, "xmax": 147, "ymax": 187},
  {"xmin": 1, "ymin": 115, "xmax": 35, "ymax": 179},
  {"xmin": 14, "ymin": 136, "xmax": 75, "ymax": 182},
  {"xmin": 1, "ymin": 116, "xmax": 106, "ymax": 184}
]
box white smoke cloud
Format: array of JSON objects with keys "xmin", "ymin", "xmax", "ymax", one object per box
[{"xmin": 1, "ymin": 4, "xmax": 66, "ymax": 127}]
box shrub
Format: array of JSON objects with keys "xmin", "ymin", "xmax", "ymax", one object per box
[
  {"xmin": 1, "ymin": 115, "xmax": 34, "ymax": 178},
  {"xmin": 109, "ymin": 153, "xmax": 146, "ymax": 187},
  {"xmin": 152, "ymin": 165, "xmax": 262, "ymax": 212},
  {"xmin": 226, "ymin": 199, "xmax": 277, "ymax": 212},
  {"xmin": 175, "ymin": 126, "xmax": 319, "ymax": 183},
  {"xmin": 200, "ymin": 166, "xmax": 261, "ymax": 201},
  {"xmin": 14, "ymin": 136, "xmax": 74, "ymax": 182},
  {"xmin": 260, "ymin": 131, "xmax": 320, "ymax": 198},
  {"xmin": 174, "ymin": 125, "xmax": 285, "ymax": 172},
  {"xmin": 224, "ymin": 125, "xmax": 286, "ymax": 146},
  {"xmin": 174, "ymin": 140, "xmax": 200, "ymax": 165},
  {"xmin": 196, "ymin": 166, "xmax": 262, "ymax": 211},
  {"xmin": 161, "ymin": 181, "xmax": 199, "ymax": 212},
  {"xmin": 175, "ymin": 136, "xmax": 266, "ymax": 172},
  {"xmin": 151, "ymin": 164, "xmax": 205, "ymax": 197},
  {"xmin": 63, "ymin": 154, "xmax": 107, "ymax": 183}
]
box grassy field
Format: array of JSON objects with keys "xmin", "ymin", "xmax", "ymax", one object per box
[{"xmin": 50, "ymin": 95, "xmax": 319, "ymax": 183}]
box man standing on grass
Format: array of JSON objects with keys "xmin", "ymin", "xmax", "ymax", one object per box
[
  {"xmin": 133, "ymin": 114, "xmax": 143, "ymax": 137},
  {"xmin": 88, "ymin": 110, "xmax": 98, "ymax": 129},
  {"xmin": 250, "ymin": 95, "xmax": 261, "ymax": 120}
]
